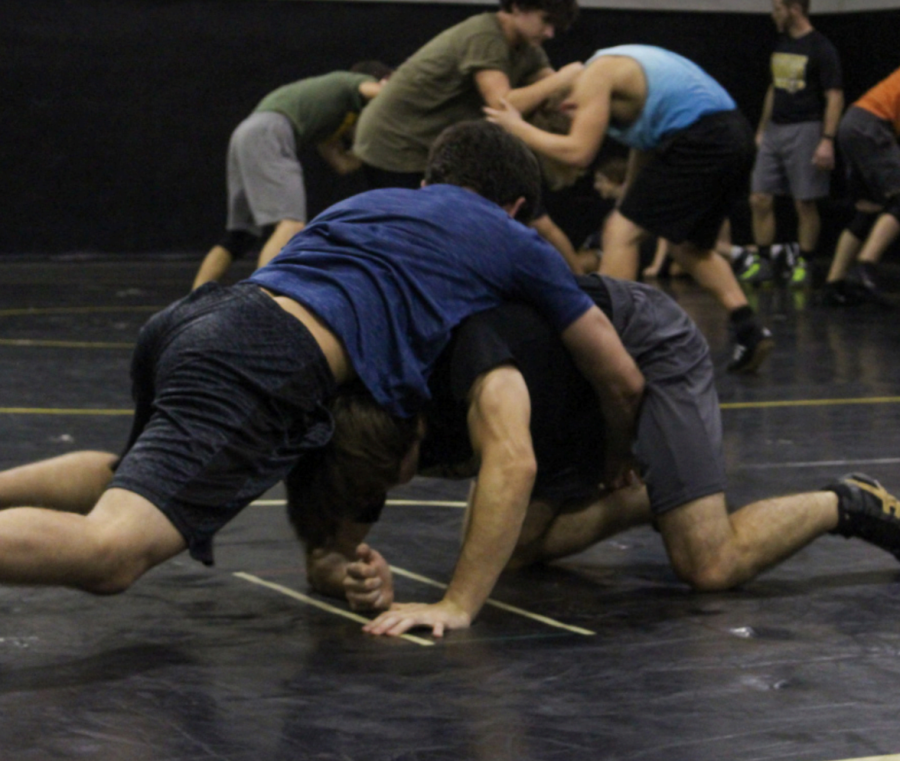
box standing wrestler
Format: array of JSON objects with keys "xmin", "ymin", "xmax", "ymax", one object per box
[
  {"xmin": 192, "ymin": 62, "xmax": 391, "ymax": 289},
  {"xmin": 824, "ymin": 65, "xmax": 900, "ymax": 305},
  {"xmin": 740, "ymin": 0, "xmax": 843, "ymax": 287},
  {"xmin": 352, "ymin": 0, "xmax": 581, "ymax": 265},
  {"xmin": 353, "ymin": 0, "xmax": 579, "ymax": 189},
  {"xmin": 486, "ymin": 44, "xmax": 774, "ymax": 374}
]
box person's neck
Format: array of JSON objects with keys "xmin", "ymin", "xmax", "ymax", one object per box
[
  {"xmin": 788, "ymin": 16, "xmax": 814, "ymax": 38},
  {"xmin": 495, "ymin": 11, "xmax": 521, "ymax": 47}
]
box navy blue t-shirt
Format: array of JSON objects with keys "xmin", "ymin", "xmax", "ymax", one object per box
[{"xmin": 248, "ymin": 184, "xmax": 592, "ymax": 417}]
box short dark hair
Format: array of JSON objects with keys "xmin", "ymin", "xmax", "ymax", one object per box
[
  {"xmin": 286, "ymin": 386, "xmax": 420, "ymax": 547},
  {"xmin": 783, "ymin": 0, "xmax": 810, "ymax": 15},
  {"xmin": 424, "ymin": 120, "xmax": 542, "ymax": 223},
  {"xmin": 499, "ymin": 0, "xmax": 579, "ymax": 32},
  {"xmin": 350, "ymin": 60, "xmax": 394, "ymax": 80}
]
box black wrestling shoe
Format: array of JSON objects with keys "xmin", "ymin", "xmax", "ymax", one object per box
[
  {"xmin": 726, "ymin": 325, "xmax": 774, "ymax": 374},
  {"xmin": 824, "ymin": 473, "xmax": 900, "ymax": 560}
]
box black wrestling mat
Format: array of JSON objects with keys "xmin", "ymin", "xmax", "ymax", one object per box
[{"xmin": 2, "ymin": 254, "xmax": 900, "ymax": 761}]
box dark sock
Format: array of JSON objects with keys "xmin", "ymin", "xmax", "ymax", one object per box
[
  {"xmin": 729, "ymin": 305, "xmax": 757, "ymax": 339},
  {"xmin": 823, "ymin": 482, "xmax": 852, "ymax": 537}
]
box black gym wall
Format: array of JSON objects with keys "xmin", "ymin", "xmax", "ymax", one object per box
[{"xmin": 2, "ymin": 0, "xmax": 898, "ymax": 255}]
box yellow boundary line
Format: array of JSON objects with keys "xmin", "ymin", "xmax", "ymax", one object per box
[
  {"xmin": 6, "ymin": 397, "xmax": 900, "ymax": 416},
  {"xmin": 0, "ymin": 306, "xmax": 160, "ymax": 317},
  {"xmin": 252, "ymin": 498, "xmax": 465, "ymax": 508},
  {"xmin": 721, "ymin": 396, "xmax": 900, "ymax": 409},
  {"xmin": 0, "ymin": 338, "xmax": 133, "ymax": 349},
  {"xmin": 232, "ymin": 572, "xmax": 434, "ymax": 647},
  {"xmin": 0, "ymin": 408, "xmax": 134, "ymax": 416}
]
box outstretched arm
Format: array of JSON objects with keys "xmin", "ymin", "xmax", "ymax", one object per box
[
  {"xmin": 476, "ymin": 62, "xmax": 583, "ymax": 115},
  {"xmin": 485, "ymin": 59, "xmax": 613, "ymax": 168},
  {"xmin": 363, "ymin": 366, "xmax": 536, "ymax": 638}
]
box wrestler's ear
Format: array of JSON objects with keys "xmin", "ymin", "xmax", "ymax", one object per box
[{"xmin": 501, "ymin": 196, "xmax": 526, "ymax": 219}]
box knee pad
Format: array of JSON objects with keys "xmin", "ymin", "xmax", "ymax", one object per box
[
  {"xmin": 847, "ymin": 209, "xmax": 879, "ymax": 240},
  {"xmin": 218, "ymin": 230, "xmax": 260, "ymax": 260},
  {"xmin": 884, "ymin": 194, "xmax": 900, "ymax": 223}
]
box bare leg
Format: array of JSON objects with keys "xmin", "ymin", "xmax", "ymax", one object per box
[
  {"xmin": 668, "ymin": 241, "xmax": 749, "ymax": 312},
  {"xmin": 657, "ymin": 491, "xmax": 839, "ymax": 591},
  {"xmin": 795, "ymin": 199, "xmax": 821, "ymax": 254},
  {"xmin": 858, "ymin": 212, "xmax": 900, "ymax": 265},
  {"xmin": 256, "ymin": 219, "xmax": 305, "ymax": 270},
  {"xmin": 826, "ymin": 228, "xmax": 863, "ymax": 283},
  {"xmin": 0, "ymin": 488, "xmax": 186, "ymax": 593},
  {"xmin": 598, "ymin": 211, "xmax": 648, "ymax": 280},
  {"xmin": 642, "ymin": 238, "xmax": 670, "ymax": 279},
  {"xmin": 827, "ymin": 200, "xmax": 882, "ymax": 282},
  {"xmin": 508, "ymin": 485, "xmax": 652, "ymax": 569},
  {"xmin": 0, "ymin": 451, "xmax": 117, "ymax": 513},
  {"xmin": 192, "ymin": 245, "xmax": 234, "ymax": 289},
  {"xmin": 750, "ymin": 192, "xmax": 776, "ymax": 248}
]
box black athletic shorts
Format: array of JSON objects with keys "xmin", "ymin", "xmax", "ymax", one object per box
[
  {"xmin": 619, "ymin": 110, "xmax": 755, "ymax": 250},
  {"xmin": 110, "ymin": 282, "xmax": 336, "ymax": 565},
  {"xmin": 839, "ymin": 106, "xmax": 900, "ymax": 205}
]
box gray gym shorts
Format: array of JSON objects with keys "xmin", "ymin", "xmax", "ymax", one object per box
[
  {"xmin": 751, "ymin": 121, "xmax": 831, "ymax": 200},
  {"xmin": 226, "ymin": 111, "xmax": 308, "ymax": 233}
]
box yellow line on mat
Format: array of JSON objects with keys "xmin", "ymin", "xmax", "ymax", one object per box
[
  {"xmin": 0, "ymin": 408, "xmax": 133, "ymax": 416},
  {"xmin": 721, "ymin": 396, "xmax": 900, "ymax": 410},
  {"xmin": 6, "ymin": 397, "xmax": 900, "ymax": 418},
  {"xmin": 0, "ymin": 338, "xmax": 133, "ymax": 349},
  {"xmin": 233, "ymin": 572, "xmax": 434, "ymax": 647},
  {"xmin": 251, "ymin": 498, "xmax": 466, "ymax": 509},
  {"xmin": 0, "ymin": 306, "xmax": 160, "ymax": 317},
  {"xmin": 389, "ymin": 565, "xmax": 595, "ymax": 636}
]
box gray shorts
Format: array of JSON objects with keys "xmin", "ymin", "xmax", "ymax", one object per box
[
  {"xmin": 751, "ymin": 121, "xmax": 831, "ymax": 200},
  {"xmin": 604, "ymin": 277, "xmax": 726, "ymax": 514},
  {"xmin": 838, "ymin": 106, "xmax": 900, "ymax": 205},
  {"xmin": 226, "ymin": 111, "xmax": 308, "ymax": 234}
]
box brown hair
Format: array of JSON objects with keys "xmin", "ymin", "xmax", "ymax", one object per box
[
  {"xmin": 425, "ymin": 121, "xmax": 543, "ymax": 223},
  {"xmin": 287, "ymin": 386, "xmax": 421, "ymax": 547},
  {"xmin": 498, "ymin": 0, "xmax": 579, "ymax": 32}
]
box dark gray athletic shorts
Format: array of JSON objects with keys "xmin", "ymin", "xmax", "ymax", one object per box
[
  {"xmin": 110, "ymin": 283, "xmax": 336, "ymax": 565},
  {"xmin": 751, "ymin": 121, "xmax": 831, "ymax": 200},
  {"xmin": 226, "ymin": 111, "xmax": 308, "ymax": 234},
  {"xmin": 620, "ymin": 110, "xmax": 755, "ymax": 251},
  {"xmin": 602, "ymin": 276, "xmax": 726, "ymax": 514},
  {"xmin": 839, "ymin": 106, "xmax": 900, "ymax": 204}
]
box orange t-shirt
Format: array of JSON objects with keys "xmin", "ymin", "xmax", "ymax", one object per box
[{"xmin": 856, "ymin": 66, "xmax": 900, "ymax": 137}]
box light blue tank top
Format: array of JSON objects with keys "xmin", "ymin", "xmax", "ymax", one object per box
[{"xmin": 586, "ymin": 44, "xmax": 736, "ymax": 151}]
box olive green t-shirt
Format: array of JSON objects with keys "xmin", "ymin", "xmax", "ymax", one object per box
[
  {"xmin": 354, "ymin": 13, "xmax": 550, "ymax": 173},
  {"xmin": 254, "ymin": 71, "xmax": 375, "ymax": 148}
]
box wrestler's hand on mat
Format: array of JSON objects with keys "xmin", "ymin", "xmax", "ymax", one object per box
[
  {"xmin": 362, "ymin": 600, "xmax": 471, "ymax": 638},
  {"xmin": 343, "ymin": 544, "xmax": 394, "ymax": 612},
  {"xmin": 483, "ymin": 99, "xmax": 524, "ymax": 130}
]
